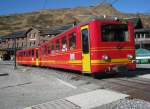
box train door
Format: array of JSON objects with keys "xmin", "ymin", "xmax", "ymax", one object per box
[
  {"xmin": 36, "ymin": 48, "xmax": 39, "ymax": 66},
  {"xmin": 81, "ymin": 25, "xmax": 91, "ymax": 73}
]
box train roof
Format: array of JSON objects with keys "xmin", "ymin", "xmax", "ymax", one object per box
[
  {"xmin": 17, "ymin": 47, "xmax": 36, "ymax": 52},
  {"xmin": 38, "ymin": 18, "xmax": 131, "ymax": 47}
]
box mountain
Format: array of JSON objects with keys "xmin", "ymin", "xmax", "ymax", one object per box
[{"xmin": 0, "ymin": 3, "xmax": 150, "ymax": 36}]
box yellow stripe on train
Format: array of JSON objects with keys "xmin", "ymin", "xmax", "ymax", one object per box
[{"xmin": 17, "ymin": 58, "xmax": 129, "ymax": 65}]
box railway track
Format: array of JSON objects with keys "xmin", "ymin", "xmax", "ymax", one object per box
[
  {"xmin": 17, "ymin": 66, "xmax": 150, "ymax": 102},
  {"xmin": 95, "ymin": 77, "xmax": 150, "ymax": 101},
  {"xmin": 53, "ymin": 70, "xmax": 150, "ymax": 102}
]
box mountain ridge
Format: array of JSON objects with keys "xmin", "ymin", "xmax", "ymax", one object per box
[{"xmin": 0, "ymin": 3, "xmax": 150, "ymax": 36}]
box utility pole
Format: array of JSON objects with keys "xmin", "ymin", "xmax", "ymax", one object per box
[{"xmin": 14, "ymin": 35, "xmax": 17, "ymax": 69}]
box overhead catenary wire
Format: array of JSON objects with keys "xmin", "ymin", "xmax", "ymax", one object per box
[
  {"xmin": 42, "ymin": 0, "xmax": 47, "ymax": 10},
  {"xmin": 111, "ymin": 0, "xmax": 119, "ymax": 5}
]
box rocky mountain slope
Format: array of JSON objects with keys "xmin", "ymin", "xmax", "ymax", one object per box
[{"xmin": 0, "ymin": 3, "xmax": 150, "ymax": 35}]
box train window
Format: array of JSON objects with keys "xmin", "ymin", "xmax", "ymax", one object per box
[
  {"xmin": 25, "ymin": 52, "xmax": 27, "ymax": 56},
  {"xmin": 51, "ymin": 42, "xmax": 55, "ymax": 53},
  {"xmin": 102, "ymin": 24, "xmax": 129, "ymax": 42},
  {"xmin": 56, "ymin": 40, "xmax": 60, "ymax": 52},
  {"xmin": 29, "ymin": 51, "xmax": 31, "ymax": 56},
  {"xmin": 32, "ymin": 50, "xmax": 34, "ymax": 57},
  {"xmin": 62, "ymin": 36, "xmax": 67, "ymax": 51},
  {"xmin": 42, "ymin": 46, "xmax": 46, "ymax": 55},
  {"xmin": 69, "ymin": 32, "xmax": 76, "ymax": 50},
  {"xmin": 48, "ymin": 43, "xmax": 51, "ymax": 54},
  {"xmin": 81, "ymin": 29, "xmax": 89, "ymax": 53},
  {"xmin": 27, "ymin": 51, "xmax": 29, "ymax": 56},
  {"xmin": 26, "ymin": 52, "xmax": 28, "ymax": 56}
]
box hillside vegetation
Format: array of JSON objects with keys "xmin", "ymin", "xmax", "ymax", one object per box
[{"xmin": 0, "ymin": 3, "xmax": 150, "ymax": 35}]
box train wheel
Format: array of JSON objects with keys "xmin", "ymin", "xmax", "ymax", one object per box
[
  {"xmin": 92, "ymin": 73, "xmax": 107, "ymax": 79},
  {"xmin": 82, "ymin": 73, "xmax": 91, "ymax": 77}
]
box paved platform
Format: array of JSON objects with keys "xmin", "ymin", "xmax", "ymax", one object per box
[
  {"xmin": 0, "ymin": 65, "xmax": 85, "ymax": 109},
  {"xmin": 1, "ymin": 64, "xmax": 149, "ymax": 109},
  {"xmin": 66, "ymin": 89, "xmax": 129, "ymax": 109},
  {"xmin": 138, "ymin": 74, "xmax": 150, "ymax": 79},
  {"xmin": 136, "ymin": 64, "xmax": 150, "ymax": 69},
  {"xmin": 24, "ymin": 99, "xmax": 80, "ymax": 109},
  {"xmin": 24, "ymin": 89, "xmax": 129, "ymax": 109}
]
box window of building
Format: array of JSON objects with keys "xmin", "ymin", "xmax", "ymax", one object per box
[
  {"xmin": 31, "ymin": 33, "xmax": 33, "ymax": 38},
  {"xmin": 62, "ymin": 36, "xmax": 67, "ymax": 51},
  {"xmin": 69, "ymin": 32, "xmax": 76, "ymax": 50},
  {"xmin": 34, "ymin": 33, "xmax": 36, "ymax": 38},
  {"xmin": 146, "ymin": 33, "xmax": 150, "ymax": 38},
  {"xmin": 16, "ymin": 43, "xmax": 18, "ymax": 48},
  {"xmin": 30, "ymin": 42, "xmax": 32, "ymax": 46}
]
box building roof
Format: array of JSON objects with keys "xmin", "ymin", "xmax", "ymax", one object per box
[
  {"xmin": 0, "ymin": 30, "xmax": 30, "ymax": 41},
  {"xmin": 39, "ymin": 24, "xmax": 73, "ymax": 35},
  {"xmin": 129, "ymin": 17, "xmax": 143, "ymax": 29},
  {"xmin": 124, "ymin": 17, "xmax": 143, "ymax": 29},
  {"xmin": 136, "ymin": 48, "xmax": 150, "ymax": 57},
  {"xmin": 134, "ymin": 28, "xmax": 150, "ymax": 33},
  {"xmin": 40, "ymin": 29, "xmax": 61, "ymax": 35}
]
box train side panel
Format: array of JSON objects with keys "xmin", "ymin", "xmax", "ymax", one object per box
[
  {"xmin": 39, "ymin": 27, "xmax": 83, "ymax": 72},
  {"xmin": 17, "ymin": 19, "xmax": 136, "ymax": 75}
]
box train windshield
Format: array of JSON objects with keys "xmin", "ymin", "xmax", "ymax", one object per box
[{"xmin": 101, "ymin": 24, "xmax": 129, "ymax": 42}]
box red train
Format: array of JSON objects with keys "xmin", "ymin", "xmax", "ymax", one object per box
[{"xmin": 17, "ymin": 19, "xmax": 136, "ymax": 75}]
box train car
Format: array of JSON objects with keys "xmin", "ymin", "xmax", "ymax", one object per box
[
  {"xmin": 37, "ymin": 18, "xmax": 136, "ymax": 75},
  {"xmin": 16, "ymin": 47, "xmax": 39, "ymax": 66}
]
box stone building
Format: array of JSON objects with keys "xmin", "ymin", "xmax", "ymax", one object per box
[
  {"xmin": 0, "ymin": 25, "xmax": 68, "ymax": 60},
  {"xmin": 135, "ymin": 28, "xmax": 150, "ymax": 50},
  {"xmin": 26, "ymin": 28, "xmax": 40, "ymax": 48},
  {"xmin": 0, "ymin": 31, "xmax": 28, "ymax": 60}
]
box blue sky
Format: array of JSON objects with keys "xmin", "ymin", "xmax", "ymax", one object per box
[{"xmin": 0, "ymin": 0, "xmax": 149, "ymax": 15}]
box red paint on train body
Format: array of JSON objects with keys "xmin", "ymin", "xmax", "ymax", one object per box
[{"xmin": 17, "ymin": 19, "xmax": 136, "ymax": 75}]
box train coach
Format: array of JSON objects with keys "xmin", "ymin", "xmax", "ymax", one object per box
[
  {"xmin": 17, "ymin": 18, "xmax": 136, "ymax": 75},
  {"xmin": 16, "ymin": 48, "xmax": 39, "ymax": 66}
]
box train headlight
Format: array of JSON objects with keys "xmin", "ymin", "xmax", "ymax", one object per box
[
  {"xmin": 32, "ymin": 58, "xmax": 34, "ymax": 61},
  {"xmin": 102, "ymin": 55, "xmax": 109, "ymax": 61},
  {"xmin": 127, "ymin": 54, "xmax": 134, "ymax": 60}
]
